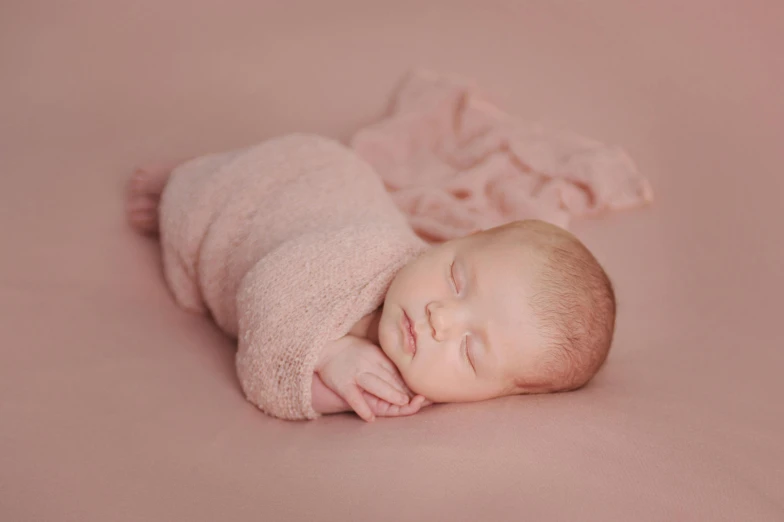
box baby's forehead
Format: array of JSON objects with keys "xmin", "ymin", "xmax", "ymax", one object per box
[
  {"xmin": 462, "ymin": 234, "xmax": 542, "ymax": 281},
  {"xmin": 463, "ymin": 236, "xmax": 544, "ymax": 313}
]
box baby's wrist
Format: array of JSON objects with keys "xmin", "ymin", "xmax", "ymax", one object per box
[
  {"xmin": 315, "ymin": 334, "xmax": 355, "ymax": 372},
  {"xmin": 311, "ymin": 372, "xmax": 350, "ymax": 414}
]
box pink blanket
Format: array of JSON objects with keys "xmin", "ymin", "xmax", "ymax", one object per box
[{"xmin": 352, "ymin": 70, "xmax": 653, "ymax": 242}]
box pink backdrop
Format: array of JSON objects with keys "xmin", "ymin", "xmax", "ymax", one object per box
[{"xmin": 1, "ymin": 1, "xmax": 782, "ymax": 520}]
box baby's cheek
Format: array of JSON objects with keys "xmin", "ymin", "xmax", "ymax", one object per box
[
  {"xmin": 398, "ymin": 365, "xmax": 427, "ymax": 395},
  {"xmin": 401, "ymin": 363, "xmax": 447, "ymax": 400}
]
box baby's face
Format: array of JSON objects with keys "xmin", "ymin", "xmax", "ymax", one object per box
[{"xmin": 378, "ymin": 231, "xmax": 550, "ymax": 403}]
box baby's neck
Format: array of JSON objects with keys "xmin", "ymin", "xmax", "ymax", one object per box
[{"xmin": 349, "ymin": 307, "xmax": 382, "ymax": 344}]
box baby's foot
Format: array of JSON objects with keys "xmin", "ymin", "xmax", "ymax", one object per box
[{"xmin": 126, "ymin": 164, "xmax": 173, "ymax": 235}]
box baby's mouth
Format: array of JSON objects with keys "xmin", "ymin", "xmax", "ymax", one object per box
[{"xmin": 402, "ymin": 310, "xmax": 417, "ymax": 356}]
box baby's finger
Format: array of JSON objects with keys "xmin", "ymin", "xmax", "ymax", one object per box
[
  {"xmin": 384, "ymin": 396, "xmax": 425, "ymax": 417},
  {"xmin": 362, "ymin": 395, "xmax": 403, "ymax": 417},
  {"xmin": 368, "ymin": 349, "xmax": 413, "ymax": 395},
  {"xmin": 403, "ymin": 396, "xmax": 426, "ymax": 414},
  {"xmin": 357, "ymin": 372, "xmax": 409, "ymax": 406},
  {"xmin": 376, "ymin": 354, "xmax": 399, "ymax": 375},
  {"xmin": 377, "ymin": 366, "xmax": 412, "ymax": 396},
  {"xmin": 342, "ymin": 385, "xmax": 375, "ymax": 422},
  {"xmin": 361, "ymin": 392, "xmax": 392, "ymax": 416},
  {"xmin": 374, "ymin": 354, "xmax": 410, "ymax": 385},
  {"xmin": 413, "ymin": 395, "xmax": 432, "ymax": 408}
]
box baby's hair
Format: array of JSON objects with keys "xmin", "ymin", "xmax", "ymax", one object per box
[{"xmin": 493, "ymin": 220, "xmax": 616, "ymax": 392}]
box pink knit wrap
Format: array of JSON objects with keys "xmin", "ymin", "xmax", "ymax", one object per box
[{"xmin": 159, "ymin": 134, "xmax": 426, "ymax": 419}]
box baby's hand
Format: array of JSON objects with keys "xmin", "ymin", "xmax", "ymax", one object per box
[
  {"xmin": 316, "ymin": 335, "xmax": 414, "ymax": 422},
  {"xmin": 311, "ymin": 373, "xmax": 430, "ymax": 419},
  {"xmin": 362, "ymin": 392, "xmax": 431, "ymax": 418}
]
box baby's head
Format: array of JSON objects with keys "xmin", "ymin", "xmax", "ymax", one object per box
[{"xmin": 377, "ymin": 219, "xmax": 616, "ymax": 403}]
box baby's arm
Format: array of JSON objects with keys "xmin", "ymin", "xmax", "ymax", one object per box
[{"xmin": 313, "ymin": 335, "xmax": 429, "ymax": 421}]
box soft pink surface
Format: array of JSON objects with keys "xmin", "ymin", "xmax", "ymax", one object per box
[{"xmin": 1, "ymin": 1, "xmax": 782, "ymax": 521}]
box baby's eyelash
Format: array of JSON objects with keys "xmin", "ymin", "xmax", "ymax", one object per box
[
  {"xmin": 462, "ymin": 335, "xmax": 476, "ymax": 372},
  {"xmin": 449, "ymin": 261, "xmax": 459, "ymax": 293}
]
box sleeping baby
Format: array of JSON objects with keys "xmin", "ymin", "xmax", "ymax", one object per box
[{"xmin": 127, "ymin": 134, "xmax": 615, "ymax": 422}]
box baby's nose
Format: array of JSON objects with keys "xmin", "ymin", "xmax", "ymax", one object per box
[{"xmin": 426, "ymin": 301, "xmax": 460, "ymax": 341}]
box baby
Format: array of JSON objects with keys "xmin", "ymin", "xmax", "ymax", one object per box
[
  {"xmin": 309, "ymin": 220, "xmax": 615, "ymax": 420},
  {"xmin": 127, "ymin": 134, "xmax": 615, "ymax": 422}
]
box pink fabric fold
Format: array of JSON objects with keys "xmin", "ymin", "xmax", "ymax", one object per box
[{"xmin": 351, "ymin": 70, "xmax": 653, "ymax": 242}]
